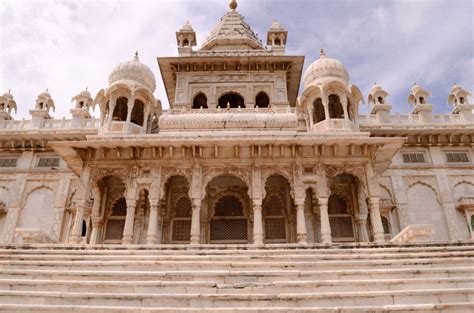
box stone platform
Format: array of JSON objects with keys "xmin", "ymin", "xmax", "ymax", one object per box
[{"xmin": 0, "ymin": 242, "xmax": 472, "ymax": 312}]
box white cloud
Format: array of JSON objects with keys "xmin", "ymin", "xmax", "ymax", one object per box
[{"xmin": 0, "ymin": 0, "xmax": 472, "ymax": 119}]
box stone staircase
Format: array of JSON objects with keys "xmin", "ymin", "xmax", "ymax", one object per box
[{"xmin": 0, "ymin": 242, "xmax": 472, "ymax": 312}]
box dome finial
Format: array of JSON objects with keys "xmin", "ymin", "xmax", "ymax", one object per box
[
  {"xmin": 320, "ymin": 48, "xmax": 326, "ymax": 59},
  {"xmin": 134, "ymin": 51, "xmax": 139, "ymax": 61},
  {"xmin": 229, "ymin": 0, "xmax": 237, "ymax": 10}
]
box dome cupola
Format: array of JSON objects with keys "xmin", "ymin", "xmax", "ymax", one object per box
[
  {"xmin": 108, "ymin": 52, "xmax": 156, "ymax": 92},
  {"xmin": 303, "ymin": 49, "xmax": 349, "ymax": 88}
]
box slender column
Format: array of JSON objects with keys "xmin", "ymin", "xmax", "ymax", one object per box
[
  {"xmin": 70, "ymin": 201, "xmax": 85, "ymax": 244},
  {"xmin": 369, "ymin": 197, "xmax": 385, "ymax": 244},
  {"xmin": 341, "ymin": 96, "xmax": 349, "ymax": 121},
  {"xmin": 146, "ymin": 199, "xmax": 161, "ymax": 245},
  {"xmin": 252, "ymin": 199, "xmax": 263, "ymax": 245},
  {"xmin": 295, "ymin": 198, "xmax": 308, "ymax": 244},
  {"xmin": 190, "ymin": 198, "xmax": 201, "ymax": 245},
  {"xmin": 122, "ymin": 200, "xmax": 136, "ymax": 244},
  {"xmin": 143, "ymin": 111, "xmax": 150, "ymax": 133},
  {"xmin": 89, "ymin": 216, "xmax": 102, "ymax": 245},
  {"xmin": 322, "ymin": 98, "xmax": 330, "ymax": 120},
  {"xmin": 126, "ymin": 97, "xmax": 134, "ymax": 123},
  {"xmin": 318, "ymin": 198, "xmax": 331, "ymax": 244},
  {"xmin": 356, "ymin": 213, "xmax": 370, "ymax": 242}
]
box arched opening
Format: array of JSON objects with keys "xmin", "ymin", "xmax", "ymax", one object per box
[
  {"xmin": 112, "ymin": 97, "xmax": 128, "ymax": 121},
  {"xmin": 211, "ymin": 195, "xmax": 247, "ymax": 242},
  {"xmin": 130, "ymin": 99, "xmax": 145, "ymax": 126},
  {"xmin": 81, "ymin": 220, "xmax": 87, "ymax": 237},
  {"xmin": 162, "ymin": 176, "xmax": 192, "ymax": 243},
  {"xmin": 17, "ymin": 187, "xmax": 55, "ymax": 242},
  {"xmin": 313, "ymin": 97, "xmax": 325, "ymax": 123},
  {"xmin": 99, "ymin": 175, "xmax": 126, "ymax": 244},
  {"xmin": 192, "ymin": 93, "xmax": 208, "ymax": 109},
  {"xmin": 0, "ymin": 201, "xmax": 7, "ymax": 239},
  {"xmin": 328, "ymin": 173, "xmax": 367, "ymax": 242},
  {"xmin": 255, "ymin": 91, "xmax": 270, "ymax": 108},
  {"xmin": 274, "ymin": 37, "xmax": 282, "ymax": 46},
  {"xmin": 377, "ymin": 96, "xmax": 384, "ymax": 104},
  {"xmin": 328, "ymin": 194, "xmax": 355, "ymax": 241},
  {"xmin": 182, "ymin": 38, "xmax": 189, "ymax": 47},
  {"xmin": 171, "ymin": 197, "xmax": 192, "ymax": 242},
  {"xmin": 328, "ymin": 94, "xmax": 344, "ymax": 119},
  {"xmin": 407, "ymin": 183, "xmax": 449, "ymax": 240},
  {"xmin": 419, "ymin": 97, "xmax": 425, "ymax": 104},
  {"xmin": 0, "ymin": 188, "xmax": 9, "ymax": 239},
  {"xmin": 381, "ymin": 216, "xmax": 390, "ymax": 235},
  {"xmin": 104, "ymin": 197, "xmax": 127, "ymax": 243},
  {"xmin": 206, "ymin": 174, "xmax": 250, "ymax": 243},
  {"xmin": 217, "ymin": 92, "xmax": 245, "ymax": 109},
  {"xmin": 460, "ymin": 97, "xmax": 465, "ymax": 104},
  {"xmin": 263, "ymin": 175, "xmax": 292, "ymax": 243}
]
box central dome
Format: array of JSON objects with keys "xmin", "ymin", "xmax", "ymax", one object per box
[
  {"xmin": 108, "ymin": 52, "xmax": 156, "ymax": 92},
  {"xmin": 303, "ymin": 50, "xmax": 349, "ymax": 88}
]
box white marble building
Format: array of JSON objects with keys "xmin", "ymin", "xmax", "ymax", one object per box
[{"xmin": 0, "ymin": 0, "xmax": 473, "ymax": 247}]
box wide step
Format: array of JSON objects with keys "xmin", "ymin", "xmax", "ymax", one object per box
[{"xmin": 0, "ymin": 242, "xmax": 473, "ymax": 311}]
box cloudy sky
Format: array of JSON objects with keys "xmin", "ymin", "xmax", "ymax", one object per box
[{"xmin": 0, "ymin": 0, "xmax": 472, "ymax": 119}]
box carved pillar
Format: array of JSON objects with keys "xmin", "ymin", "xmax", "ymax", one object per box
[
  {"xmin": 308, "ymin": 106, "xmax": 314, "ymax": 127},
  {"xmin": 322, "ymin": 97, "xmax": 330, "ymax": 120},
  {"xmin": 190, "ymin": 198, "xmax": 201, "ymax": 245},
  {"xmin": 190, "ymin": 164, "xmax": 202, "ymax": 245},
  {"xmin": 252, "ymin": 198, "xmax": 263, "ymax": 245},
  {"xmin": 341, "ymin": 96, "xmax": 349, "ymax": 120},
  {"xmin": 107, "ymin": 95, "xmax": 116, "ymax": 124},
  {"xmin": 318, "ymin": 198, "xmax": 331, "ymax": 244},
  {"xmin": 369, "ymin": 197, "xmax": 385, "ymax": 244},
  {"xmin": 89, "ymin": 216, "xmax": 103, "ymax": 245},
  {"xmin": 122, "ymin": 199, "xmax": 136, "ymax": 244},
  {"xmin": 126, "ymin": 97, "xmax": 134, "ymax": 123},
  {"xmin": 295, "ymin": 198, "xmax": 308, "ymax": 244},
  {"xmin": 143, "ymin": 110, "xmax": 150, "ymax": 134},
  {"xmin": 356, "ymin": 213, "xmax": 370, "ymax": 242},
  {"xmin": 146, "ymin": 198, "xmax": 161, "ymax": 245},
  {"xmin": 70, "ymin": 200, "xmax": 85, "ymax": 244}
]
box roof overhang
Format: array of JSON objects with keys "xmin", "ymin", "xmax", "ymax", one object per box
[{"xmin": 50, "ymin": 133, "xmax": 404, "ymax": 177}]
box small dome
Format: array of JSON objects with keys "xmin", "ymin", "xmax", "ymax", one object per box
[
  {"xmin": 39, "ymin": 89, "xmax": 51, "ymax": 99},
  {"xmin": 370, "ymin": 83, "xmax": 382, "ymax": 94},
  {"xmin": 303, "ymin": 49, "xmax": 349, "ymax": 88},
  {"xmin": 450, "ymin": 84, "xmax": 462, "ymax": 93},
  {"xmin": 410, "ymin": 83, "xmax": 424, "ymax": 94},
  {"xmin": 180, "ymin": 21, "xmax": 194, "ymax": 32},
  {"xmin": 2, "ymin": 90, "xmax": 13, "ymax": 99},
  {"xmin": 270, "ymin": 20, "xmax": 284, "ymax": 30},
  {"xmin": 79, "ymin": 88, "xmax": 91, "ymax": 98},
  {"xmin": 108, "ymin": 52, "xmax": 156, "ymax": 92}
]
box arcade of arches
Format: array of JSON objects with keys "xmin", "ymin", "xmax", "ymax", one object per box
[{"xmin": 70, "ymin": 169, "xmax": 390, "ymax": 246}]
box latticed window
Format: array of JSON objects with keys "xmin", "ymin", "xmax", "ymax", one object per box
[
  {"xmin": 210, "ymin": 195, "xmax": 248, "ymax": 242},
  {"xmin": 402, "ymin": 153, "xmax": 425, "ymax": 163},
  {"xmin": 445, "ymin": 152, "xmax": 469, "ymax": 163},
  {"xmin": 37, "ymin": 157, "xmax": 60, "ymax": 167},
  {"xmin": 0, "ymin": 158, "xmax": 17, "ymax": 168},
  {"xmin": 263, "ymin": 195, "xmax": 286, "ymax": 241},
  {"xmin": 171, "ymin": 196, "xmax": 192, "ymax": 242},
  {"xmin": 105, "ymin": 197, "xmax": 127, "ymax": 241},
  {"xmin": 328, "ymin": 194, "xmax": 355, "ymax": 241}
]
